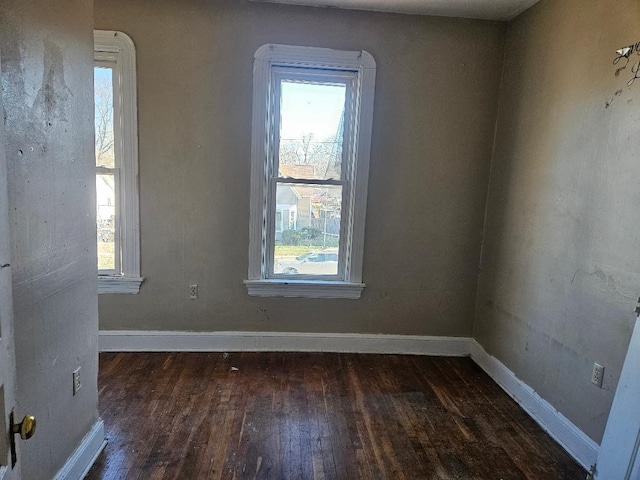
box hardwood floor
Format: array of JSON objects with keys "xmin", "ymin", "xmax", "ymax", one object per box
[{"xmin": 86, "ymin": 352, "xmax": 585, "ymax": 479}]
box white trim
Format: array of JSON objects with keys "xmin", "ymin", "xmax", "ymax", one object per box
[
  {"xmin": 254, "ymin": 44, "xmax": 376, "ymax": 69},
  {"xmin": 98, "ymin": 276, "xmax": 144, "ymax": 294},
  {"xmin": 247, "ymin": 44, "xmax": 376, "ymax": 298},
  {"xmin": 469, "ymin": 340, "xmax": 599, "ymax": 471},
  {"xmin": 99, "ymin": 330, "xmax": 472, "ymax": 355},
  {"xmin": 53, "ymin": 420, "xmax": 105, "ymax": 480},
  {"xmin": 94, "ymin": 30, "xmax": 141, "ymax": 292},
  {"xmin": 243, "ymin": 279, "xmax": 365, "ymax": 298}
]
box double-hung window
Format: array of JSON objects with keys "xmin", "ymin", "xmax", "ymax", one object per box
[
  {"xmin": 245, "ymin": 44, "xmax": 376, "ymax": 299},
  {"xmin": 94, "ymin": 30, "xmax": 143, "ymax": 294}
]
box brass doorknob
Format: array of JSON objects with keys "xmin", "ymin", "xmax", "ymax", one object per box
[{"xmin": 11, "ymin": 414, "xmax": 36, "ymax": 440}]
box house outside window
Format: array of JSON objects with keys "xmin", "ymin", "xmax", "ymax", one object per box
[
  {"xmin": 245, "ymin": 44, "xmax": 376, "ymax": 299},
  {"xmin": 94, "ymin": 30, "xmax": 143, "ymax": 294}
]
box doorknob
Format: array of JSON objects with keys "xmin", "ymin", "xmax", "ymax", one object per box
[
  {"xmin": 11, "ymin": 414, "xmax": 36, "ymax": 440},
  {"xmin": 9, "ymin": 411, "xmax": 36, "ymax": 467}
]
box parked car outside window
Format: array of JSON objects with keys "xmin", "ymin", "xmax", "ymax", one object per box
[{"xmin": 275, "ymin": 248, "xmax": 339, "ymax": 275}]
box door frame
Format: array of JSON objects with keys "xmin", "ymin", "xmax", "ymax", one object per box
[
  {"xmin": 595, "ymin": 315, "xmax": 640, "ymax": 479},
  {"xmin": 0, "ymin": 51, "xmax": 21, "ymax": 480}
]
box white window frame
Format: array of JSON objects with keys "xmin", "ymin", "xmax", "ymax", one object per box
[
  {"xmin": 244, "ymin": 44, "xmax": 376, "ymax": 299},
  {"xmin": 94, "ymin": 30, "xmax": 143, "ymax": 294}
]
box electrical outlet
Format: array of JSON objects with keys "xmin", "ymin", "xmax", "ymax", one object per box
[
  {"xmin": 591, "ymin": 362, "xmax": 604, "ymax": 388},
  {"xmin": 189, "ymin": 284, "xmax": 198, "ymax": 299},
  {"xmin": 73, "ymin": 367, "xmax": 82, "ymax": 395}
]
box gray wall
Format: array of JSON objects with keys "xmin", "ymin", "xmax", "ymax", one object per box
[
  {"xmin": 475, "ymin": 0, "xmax": 640, "ymax": 443},
  {"xmin": 0, "ymin": 0, "xmax": 99, "ymax": 478},
  {"xmin": 95, "ymin": 0, "xmax": 506, "ymax": 336}
]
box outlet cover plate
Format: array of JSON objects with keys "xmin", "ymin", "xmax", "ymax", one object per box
[
  {"xmin": 73, "ymin": 367, "xmax": 82, "ymax": 395},
  {"xmin": 591, "ymin": 362, "xmax": 604, "ymax": 388}
]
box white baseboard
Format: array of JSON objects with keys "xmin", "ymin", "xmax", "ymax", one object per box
[
  {"xmin": 53, "ymin": 419, "xmax": 106, "ymax": 480},
  {"xmin": 97, "ymin": 330, "xmax": 598, "ymax": 470},
  {"xmin": 469, "ymin": 340, "xmax": 599, "ymax": 471},
  {"xmin": 99, "ymin": 330, "xmax": 472, "ymax": 356}
]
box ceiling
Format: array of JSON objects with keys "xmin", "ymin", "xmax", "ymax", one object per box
[{"xmin": 250, "ymin": 0, "xmax": 540, "ymax": 21}]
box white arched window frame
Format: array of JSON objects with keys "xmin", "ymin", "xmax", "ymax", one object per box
[
  {"xmin": 94, "ymin": 30, "xmax": 143, "ymax": 294},
  {"xmin": 244, "ymin": 44, "xmax": 376, "ymax": 299}
]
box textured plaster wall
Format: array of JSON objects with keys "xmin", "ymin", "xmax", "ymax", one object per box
[
  {"xmin": 475, "ymin": 0, "xmax": 640, "ymax": 443},
  {"xmin": 0, "ymin": 0, "xmax": 98, "ymax": 477},
  {"xmin": 95, "ymin": 0, "xmax": 506, "ymax": 336}
]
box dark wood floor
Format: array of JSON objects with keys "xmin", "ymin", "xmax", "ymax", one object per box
[{"xmin": 86, "ymin": 352, "xmax": 585, "ymax": 479}]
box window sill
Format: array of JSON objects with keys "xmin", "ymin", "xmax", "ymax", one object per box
[
  {"xmin": 98, "ymin": 275, "xmax": 144, "ymax": 294},
  {"xmin": 244, "ymin": 279, "xmax": 365, "ymax": 299}
]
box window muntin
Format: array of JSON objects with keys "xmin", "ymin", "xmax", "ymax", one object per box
[
  {"xmin": 94, "ymin": 30, "xmax": 142, "ymax": 294},
  {"xmin": 246, "ymin": 44, "xmax": 376, "ymax": 299}
]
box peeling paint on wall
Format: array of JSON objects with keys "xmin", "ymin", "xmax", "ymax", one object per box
[{"xmin": 34, "ymin": 41, "xmax": 72, "ymax": 124}]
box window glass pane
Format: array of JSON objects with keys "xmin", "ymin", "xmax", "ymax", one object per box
[
  {"xmin": 94, "ymin": 66, "xmax": 115, "ymax": 168},
  {"xmin": 279, "ymin": 81, "xmax": 346, "ymax": 181},
  {"xmin": 273, "ymin": 183, "xmax": 341, "ymax": 276},
  {"xmin": 97, "ymin": 173, "xmax": 116, "ymax": 270}
]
